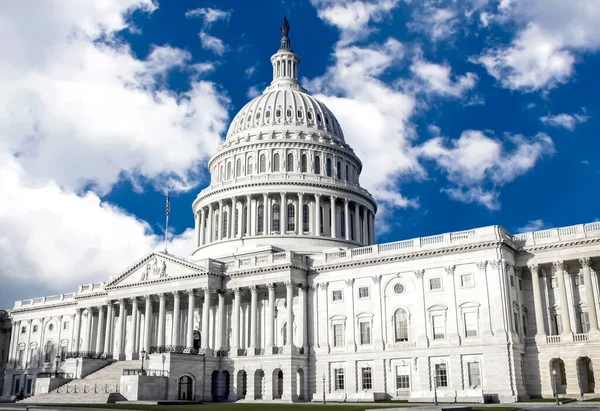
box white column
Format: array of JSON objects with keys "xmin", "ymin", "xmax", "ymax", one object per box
[
  {"xmin": 185, "ymin": 290, "xmax": 196, "ymax": 352},
  {"xmin": 232, "ymin": 288, "xmax": 241, "ymax": 353},
  {"xmin": 249, "ymin": 285, "xmax": 258, "ymax": 352},
  {"xmin": 580, "ymin": 258, "xmax": 599, "ymax": 332},
  {"xmin": 298, "ymin": 193, "xmax": 304, "ymax": 235},
  {"xmin": 344, "ymin": 199, "xmax": 350, "ymax": 241},
  {"xmin": 8, "ymin": 321, "xmax": 17, "ymax": 365},
  {"xmin": 285, "ymin": 282, "xmax": 294, "ymax": 347},
  {"xmin": 266, "ymin": 283, "xmax": 275, "ymax": 350},
  {"xmin": 199, "ymin": 208, "xmax": 206, "ymax": 247},
  {"xmin": 354, "ymin": 202, "xmax": 360, "ymax": 242},
  {"xmin": 266, "ymin": 196, "xmax": 272, "ymax": 233},
  {"xmin": 362, "ymin": 208, "xmax": 368, "ymax": 245},
  {"xmin": 330, "ymin": 196, "xmax": 336, "ymax": 238},
  {"xmin": 216, "ymin": 290, "xmax": 225, "ymax": 350},
  {"xmin": 207, "ymin": 205, "xmax": 214, "ymax": 243},
  {"xmin": 528, "ymin": 264, "xmax": 546, "ymax": 336},
  {"xmin": 126, "ymin": 298, "xmax": 138, "ymax": 357},
  {"xmin": 172, "ymin": 291, "xmax": 181, "ymax": 346},
  {"xmin": 194, "ymin": 212, "xmax": 199, "ymax": 248},
  {"xmin": 262, "ymin": 193, "xmax": 268, "ymax": 234},
  {"xmin": 103, "ymin": 302, "xmax": 113, "ymax": 357},
  {"xmin": 235, "ymin": 198, "xmax": 242, "ymax": 237},
  {"xmin": 73, "ymin": 309, "xmax": 82, "ymax": 352},
  {"xmin": 298, "ymin": 284, "xmax": 307, "ymax": 350},
  {"xmin": 281, "ymin": 192, "xmax": 287, "ymax": 233},
  {"xmin": 82, "ymin": 308, "xmax": 92, "ymax": 352},
  {"xmin": 369, "ymin": 210, "xmax": 375, "ymax": 244},
  {"xmin": 229, "ymin": 198, "xmax": 235, "ymax": 239},
  {"xmin": 315, "ymin": 194, "xmax": 321, "ymax": 236},
  {"xmin": 246, "ymin": 194, "xmax": 252, "ymax": 237},
  {"xmin": 201, "ymin": 288, "xmax": 210, "ymax": 349},
  {"xmin": 371, "ymin": 275, "xmax": 383, "ymax": 349},
  {"xmin": 157, "ymin": 293, "xmax": 166, "ymax": 347},
  {"xmin": 345, "ymin": 279, "xmax": 355, "ymax": 350},
  {"xmin": 217, "ymin": 200, "xmax": 223, "ymax": 240},
  {"xmin": 118, "ymin": 300, "xmax": 127, "ymax": 357},
  {"xmin": 143, "ymin": 295, "xmax": 152, "ymax": 352},
  {"xmin": 95, "ymin": 306, "xmax": 105, "ymax": 355},
  {"xmin": 554, "ymin": 261, "xmax": 572, "ymax": 334}
]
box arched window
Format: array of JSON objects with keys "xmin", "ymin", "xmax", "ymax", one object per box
[
  {"xmin": 288, "ymin": 204, "xmax": 295, "ymax": 232},
  {"xmin": 345, "ymin": 164, "xmax": 349, "ymax": 181},
  {"xmin": 303, "ymin": 204, "xmax": 310, "ymax": 233},
  {"xmin": 350, "ymin": 212, "xmax": 355, "ymax": 240},
  {"xmin": 242, "ymin": 206, "xmax": 248, "ymax": 235},
  {"xmin": 214, "ymin": 212, "xmax": 219, "ymax": 239},
  {"xmin": 326, "ymin": 158, "xmax": 332, "ymax": 177},
  {"xmin": 394, "ymin": 309, "xmax": 409, "ymax": 342},
  {"xmin": 247, "ymin": 157, "xmax": 254, "ymax": 175},
  {"xmin": 273, "ymin": 203, "xmax": 280, "ymax": 232},
  {"xmin": 259, "ymin": 154, "xmax": 266, "ymax": 173},
  {"xmin": 219, "ymin": 165, "xmax": 224, "ymax": 181},
  {"xmin": 234, "ymin": 207, "xmax": 239, "ymax": 237},
  {"xmin": 301, "ymin": 154, "xmax": 307, "ymax": 172},
  {"xmin": 222, "ymin": 210, "xmax": 228, "ymax": 239},
  {"xmin": 226, "ymin": 162, "xmax": 232, "ymax": 180},
  {"xmin": 236, "ymin": 158, "xmax": 242, "ymax": 177},
  {"xmin": 314, "ymin": 155, "xmax": 321, "ymax": 174},
  {"xmin": 287, "ymin": 153, "xmax": 294, "ymax": 172},
  {"xmin": 257, "ymin": 204, "xmax": 264, "ymax": 234},
  {"xmin": 336, "ymin": 161, "xmax": 342, "ymax": 179},
  {"xmin": 273, "ymin": 153, "xmax": 280, "ymax": 172},
  {"xmin": 44, "ymin": 341, "xmax": 53, "ymax": 363},
  {"xmin": 320, "ymin": 206, "xmax": 324, "ymax": 234},
  {"xmin": 340, "ymin": 210, "xmax": 346, "ymax": 238},
  {"xmin": 282, "ymin": 323, "xmax": 288, "ymax": 346}
]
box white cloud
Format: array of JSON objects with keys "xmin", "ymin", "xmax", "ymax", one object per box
[
  {"xmin": 407, "ymin": 4, "xmax": 458, "ymax": 42},
  {"xmin": 540, "ymin": 111, "xmax": 589, "ymax": 131},
  {"xmin": 310, "ymin": 0, "xmax": 399, "ymax": 44},
  {"xmin": 246, "ymin": 85, "xmax": 262, "ymax": 99},
  {"xmin": 475, "ymin": 0, "xmax": 600, "ymax": 91},
  {"xmin": 420, "ymin": 130, "xmax": 555, "ymax": 209},
  {"xmin": 517, "ymin": 219, "xmax": 546, "ymax": 233},
  {"xmin": 185, "ymin": 7, "xmax": 231, "ymax": 26},
  {"xmin": 245, "ymin": 65, "xmax": 257, "ymax": 78},
  {"xmin": 410, "ymin": 57, "xmax": 478, "ymax": 97},
  {"xmin": 199, "ymin": 31, "xmax": 228, "ymax": 55}
]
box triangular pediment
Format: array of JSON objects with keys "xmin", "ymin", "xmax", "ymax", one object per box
[{"xmin": 106, "ymin": 252, "xmax": 206, "ymax": 288}]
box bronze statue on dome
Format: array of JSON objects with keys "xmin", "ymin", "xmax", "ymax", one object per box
[{"xmin": 281, "ymin": 16, "xmax": 290, "ymax": 38}]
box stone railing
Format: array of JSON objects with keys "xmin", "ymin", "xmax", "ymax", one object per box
[
  {"xmin": 123, "ymin": 369, "xmax": 168, "ymax": 377},
  {"xmin": 14, "ymin": 293, "xmax": 76, "ymax": 309},
  {"xmin": 65, "ymin": 351, "xmax": 103, "ymax": 359},
  {"xmin": 236, "ymin": 348, "xmax": 247, "ymax": 356},
  {"xmin": 513, "ymin": 222, "xmax": 600, "ymax": 247},
  {"xmin": 226, "ymin": 251, "xmax": 307, "ymax": 273},
  {"xmin": 524, "ymin": 337, "xmax": 536, "ymax": 346},
  {"xmin": 272, "ymin": 346, "xmax": 284, "ymax": 355},
  {"xmin": 37, "ymin": 372, "xmax": 74, "ymax": 379},
  {"xmin": 315, "ymin": 226, "xmax": 505, "ymax": 265},
  {"xmin": 53, "ymin": 382, "xmax": 120, "ymax": 394},
  {"xmin": 573, "ymin": 332, "xmax": 589, "ymax": 342},
  {"xmin": 216, "ymin": 349, "xmax": 230, "ymax": 358},
  {"xmin": 149, "ymin": 345, "xmax": 186, "ymax": 354},
  {"xmin": 78, "ymin": 282, "xmax": 105, "ymax": 294},
  {"xmin": 546, "ymin": 335, "xmax": 561, "ymax": 344}
]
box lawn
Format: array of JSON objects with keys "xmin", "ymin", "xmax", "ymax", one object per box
[{"xmin": 60, "ymin": 403, "xmax": 520, "ymax": 411}]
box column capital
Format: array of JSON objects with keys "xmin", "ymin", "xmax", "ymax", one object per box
[
  {"xmin": 331, "ymin": 195, "xmax": 337, "ymax": 201},
  {"xmin": 372, "ymin": 275, "xmax": 382, "ymax": 283},
  {"xmin": 344, "ymin": 198, "xmax": 349, "ymax": 204},
  {"xmin": 158, "ymin": 292, "xmax": 166, "ymax": 300},
  {"xmin": 143, "ymin": 294, "xmax": 152, "ymax": 301},
  {"xmin": 514, "ymin": 266, "xmax": 523, "ymax": 277},
  {"xmin": 476, "ymin": 261, "xmax": 487, "ymax": 270},
  {"xmin": 186, "ymin": 289, "xmax": 196, "ymax": 296},
  {"xmin": 489, "ymin": 259, "xmax": 502, "ymax": 269},
  {"xmin": 580, "ymin": 257, "xmax": 594, "ymax": 269},
  {"xmin": 232, "ymin": 287, "xmax": 241, "ymax": 295},
  {"xmin": 415, "ymin": 269, "xmax": 425, "ymax": 279},
  {"xmin": 202, "ymin": 287, "xmax": 211, "ymax": 295},
  {"xmin": 249, "ymin": 285, "xmax": 258, "ymax": 292},
  {"xmin": 75, "ymin": 308, "xmax": 83, "ymax": 314},
  {"xmin": 129, "ymin": 297, "xmax": 138, "ymax": 303},
  {"xmin": 104, "ymin": 300, "xmax": 113, "ymax": 306},
  {"xmin": 267, "ymin": 282, "xmax": 276, "ymax": 290},
  {"xmin": 318, "ymin": 282, "xmax": 329, "ymax": 290},
  {"xmin": 308, "ymin": 284, "xmax": 317, "ymax": 290},
  {"xmin": 172, "ymin": 291, "xmax": 180, "ymax": 299},
  {"xmin": 345, "ymin": 278, "xmax": 354, "ymax": 287},
  {"xmin": 528, "ymin": 263, "xmax": 540, "ymax": 274},
  {"xmin": 118, "ymin": 299, "xmax": 125, "ymax": 305},
  {"xmin": 95, "ymin": 305, "xmax": 104, "ymax": 311},
  {"xmin": 296, "ymin": 283, "xmax": 306, "ymax": 290},
  {"xmin": 315, "ymin": 193, "xmax": 321, "ymax": 198},
  {"xmin": 284, "ymin": 281, "xmax": 294, "ymax": 289},
  {"xmin": 246, "ymin": 194, "xmax": 251, "ymax": 200},
  {"xmin": 445, "ymin": 265, "xmax": 456, "ymax": 276},
  {"xmin": 553, "ymin": 260, "xmax": 566, "ymax": 271},
  {"xmin": 216, "ymin": 289, "xmax": 226, "ymax": 295}
]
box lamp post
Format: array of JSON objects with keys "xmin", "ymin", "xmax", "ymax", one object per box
[
  {"xmin": 322, "ymin": 374, "xmax": 326, "ymax": 404},
  {"xmin": 552, "ymin": 369, "xmax": 559, "ymax": 405},
  {"xmin": 54, "ymin": 354, "xmax": 60, "ymax": 378},
  {"xmin": 140, "ymin": 349, "xmax": 147, "ymax": 375}
]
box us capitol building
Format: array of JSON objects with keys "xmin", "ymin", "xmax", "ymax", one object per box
[{"xmin": 2, "ymin": 19, "xmax": 600, "ymax": 404}]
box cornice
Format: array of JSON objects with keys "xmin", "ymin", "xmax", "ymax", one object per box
[
  {"xmin": 312, "ymin": 241, "xmax": 501, "ymax": 273},
  {"xmin": 75, "ymin": 292, "xmax": 108, "ymax": 300},
  {"xmin": 105, "ymin": 270, "xmax": 220, "ymax": 291},
  {"xmin": 11, "ymin": 301, "xmax": 77, "ymax": 314},
  {"xmin": 517, "ymin": 237, "xmax": 600, "ymax": 254},
  {"xmin": 226, "ymin": 263, "xmax": 309, "ymax": 277}
]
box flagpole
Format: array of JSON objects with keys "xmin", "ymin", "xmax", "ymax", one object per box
[{"xmin": 164, "ymin": 191, "xmax": 170, "ymax": 254}]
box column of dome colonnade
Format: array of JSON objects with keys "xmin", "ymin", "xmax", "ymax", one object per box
[
  {"xmin": 191, "ymin": 17, "xmax": 376, "ymax": 258},
  {"xmin": 525, "ymin": 257, "xmax": 600, "ymax": 341}
]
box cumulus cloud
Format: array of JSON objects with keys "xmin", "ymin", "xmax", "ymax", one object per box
[
  {"xmin": 199, "ymin": 31, "xmax": 229, "ymax": 55},
  {"xmin": 475, "ymin": 0, "xmax": 600, "ymax": 91},
  {"xmin": 185, "ymin": 7, "xmax": 231, "ymax": 26},
  {"xmin": 310, "ymin": 0, "xmax": 399, "ymax": 45},
  {"xmin": 0, "ymin": 1, "xmax": 229, "ymax": 305},
  {"xmin": 517, "ymin": 219, "xmax": 547, "ymax": 233},
  {"xmin": 407, "ymin": 3, "xmax": 458, "ymax": 42},
  {"xmin": 410, "ymin": 57, "xmax": 478, "ymax": 98},
  {"xmin": 419, "ymin": 130, "xmax": 555, "ymax": 209},
  {"xmin": 540, "ymin": 111, "xmax": 590, "ymax": 131}
]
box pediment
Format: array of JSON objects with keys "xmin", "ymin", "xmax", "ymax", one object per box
[{"xmin": 106, "ymin": 252, "xmax": 206, "ymax": 288}]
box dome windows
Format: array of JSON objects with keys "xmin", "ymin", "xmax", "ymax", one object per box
[
  {"xmin": 286, "ymin": 109, "xmax": 292, "ymax": 118},
  {"xmin": 307, "ymin": 111, "xmax": 313, "ymax": 121},
  {"xmin": 316, "ymin": 113, "xmax": 322, "ymax": 123},
  {"xmin": 325, "ymin": 116, "xmax": 330, "ymax": 125},
  {"xmin": 297, "ymin": 110, "xmax": 303, "ymax": 118},
  {"xmin": 265, "ymin": 111, "xmax": 271, "ymax": 119},
  {"xmin": 276, "ymin": 109, "xmax": 282, "ymax": 118},
  {"xmin": 255, "ymin": 112, "xmax": 260, "ymax": 120}
]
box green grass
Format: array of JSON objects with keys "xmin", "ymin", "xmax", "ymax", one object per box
[
  {"xmin": 59, "ymin": 403, "xmax": 519, "ymax": 411},
  {"xmin": 518, "ymin": 397, "xmax": 574, "ymax": 403}
]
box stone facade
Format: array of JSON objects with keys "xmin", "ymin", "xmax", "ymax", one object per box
[{"xmin": 2, "ymin": 20, "xmax": 600, "ymax": 404}]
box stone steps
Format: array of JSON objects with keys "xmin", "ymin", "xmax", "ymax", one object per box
[{"xmin": 21, "ymin": 393, "xmax": 127, "ymax": 404}]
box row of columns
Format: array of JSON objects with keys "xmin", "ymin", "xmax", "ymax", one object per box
[
  {"xmin": 528, "ymin": 257, "xmax": 599, "ymax": 337},
  {"xmin": 195, "ymin": 193, "xmax": 375, "ymax": 248}
]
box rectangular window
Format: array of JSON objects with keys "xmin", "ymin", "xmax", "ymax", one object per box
[
  {"xmin": 432, "ymin": 315, "xmax": 445, "ymax": 340},
  {"xmin": 333, "ymin": 324, "xmax": 344, "ymax": 347},
  {"xmin": 550, "ymin": 277, "xmax": 558, "ymax": 288},
  {"xmin": 359, "ymin": 321, "xmax": 371, "ymax": 345},
  {"xmin": 32, "ymin": 325, "xmax": 38, "ymax": 333},
  {"xmin": 63, "ymin": 322, "xmax": 69, "ymax": 330},
  {"xmin": 579, "ymin": 312, "xmax": 590, "ymax": 333},
  {"xmin": 460, "ymin": 274, "xmax": 473, "ymax": 288},
  {"xmin": 334, "ymin": 368, "xmax": 345, "ymax": 390},
  {"xmin": 519, "ymin": 278, "xmax": 523, "ymax": 291},
  {"xmin": 552, "ymin": 314, "xmax": 562, "ymax": 335},
  {"xmin": 21, "ymin": 326, "xmax": 26, "ymax": 334},
  {"xmin": 332, "ymin": 290, "xmax": 343, "ymax": 302},
  {"xmin": 522, "ymin": 315, "xmax": 528, "ymax": 336},
  {"xmin": 575, "ymin": 275, "xmax": 584, "ymax": 286},
  {"xmin": 510, "ymin": 275, "xmax": 515, "ymax": 287},
  {"xmin": 358, "ymin": 286, "xmax": 370, "ymax": 299},
  {"xmin": 435, "ymin": 364, "xmax": 448, "ymax": 387},
  {"xmin": 464, "ymin": 312, "xmax": 478, "ymax": 337},
  {"xmin": 467, "ymin": 362, "xmax": 481, "ymax": 387},
  {"xmin": 361, "ymin": 367, "xmax": 373, "ymax": 390},
  {"xmin": 429, "ymin": 278, "xmax": 442, "ymax": 291},
  {"xmin": 513, "ymin": 312, "xmax": 520, "ymax": 334},
  {"xmin": 17, "ymin": 349, "xmax": 24, "ymax": 365},
  {"xmin": 396, "ymin": 365, "xmax": 410, "ymax": 390}
]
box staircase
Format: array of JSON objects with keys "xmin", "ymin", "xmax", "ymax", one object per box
[{"xmin": 21, "ymin": 360, "xmax": 143, "ymax": 404}]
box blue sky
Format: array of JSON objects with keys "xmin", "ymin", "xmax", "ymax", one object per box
[{"xmin": 0, "ymin": 0, "xmax": 598, "ymax": 308}]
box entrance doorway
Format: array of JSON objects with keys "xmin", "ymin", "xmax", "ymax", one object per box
[
  {"xmin": 178, "ymin": 375, "xmax": 193, "ymax": 400},
  {"xmin": 577, "ymin": 357, "xmax": 595, "ymax": 394}
]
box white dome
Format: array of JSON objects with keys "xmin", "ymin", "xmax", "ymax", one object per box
[{"xmin": 226, "ymin": 89, "xmax": 345, "ymax": 142}]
